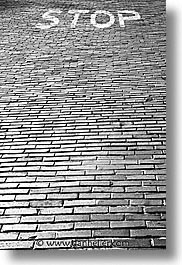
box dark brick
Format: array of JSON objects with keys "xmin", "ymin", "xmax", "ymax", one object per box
[
  {"xmin": 130, "ymin": 229, "xmax": 166, "ymax": 237},
  {"xmin": 110, "ymin": 221, "xmax": 145, "ymax": 228},
  {"xmin": 93, "ymin": 229, "xmax": 129, "ymax": 237},
  {"xmin": 152, "ymin": 238, "xmax": 166, "ymax": 248}
]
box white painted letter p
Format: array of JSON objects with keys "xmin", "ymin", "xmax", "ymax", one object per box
[{"xmin": 118, "ymin": 10, "xmax": 140, "ymax": 27}]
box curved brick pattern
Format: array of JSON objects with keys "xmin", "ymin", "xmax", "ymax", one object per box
[{"xmin": 0, "ymin": 0, "xmax": 166, "ymax": 249}]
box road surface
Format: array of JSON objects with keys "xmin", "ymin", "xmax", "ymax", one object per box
[{"xmin": 0, "ymin": 0, "xmax": 166, "ymax": 249}]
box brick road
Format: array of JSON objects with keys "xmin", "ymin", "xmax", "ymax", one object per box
[{"xmin": 0, "ymin": 0, "xmax": 166, "ymax": 249}]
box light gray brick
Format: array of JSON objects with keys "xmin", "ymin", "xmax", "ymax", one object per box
[
  {"xmin": 2, "ymin": 224, "xmax": 37, "ymax": 232},
  {"xmin": 74, "ymin": 206, "xmax": 108, "ymax": 214},
  {"xmin": 38, "ymin": 223, "xmax": 73, "ymax": 231},
  {"xmin": 110, "ymin": 221, "xmax": 145, "ymax": 228}
]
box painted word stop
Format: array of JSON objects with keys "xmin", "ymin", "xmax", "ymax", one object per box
[{"xmin": 36, "ymin": 9, "xmax": 141, "ymax": 30}]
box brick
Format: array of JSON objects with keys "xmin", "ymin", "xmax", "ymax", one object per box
[
  {"xmin": 39, "ymin": 207, "xmax": 73, "ymax": 215},
  {"xmin": 152, "ymin": 238, "xmax": 166, "ymax": 248},
  {"xmin": 93, "ymin": 229, "xmax": 129, "ymax": 237},
  {"xmin": 157, "ymin": 186, "xmax": 166, "ymax": 192},
  {"xmin": 126, "ymin": 175, "xmax": 156, "ymax": 180},
  {"xmin": 30, "ymin": 200, "xmax": 63, "ymax": 207},
  {"xmin": 55, "ymin": 214, "xmax": 89, "ymax": 222},
  {"xmin": 144, "ymin": 206, "xmax": 166, "ymax": 213},
  {"xmin": 145, "ymin": 194, "xmax": 166, "ymax": 199},
  {"xmin": 61, "ymin": 186, "xmax": 92, "ymax": 193},
  {"xmin": 0, "ymin": 217, "xmax": 20, "ymax": 224},
  {"xmin": 16, "ymin": 194, "xmax": 46, "ymax": 201},
  {"xmin": 75, "ymin": 221, "xmax": 109, "ymax": 229},
  {"xmin": 57, "ymin": 170, "xmax": 85, "ymax": 176},
  {"xmin": 0, "ymin": 233, "xmax": 18, "ymax": 240},
  {"xmin": 130, "ymin": 229, "xmax": 166, "ymax": 237},
  {"xmin": 111, "ymin": 221, "xmax": 145, "ymax": 228},
  {"xmin": 125, "ymin": 214, "xmax": 162, "ymax": 221},
  {"xmin": 0, "ymin": 188, "xmax": 29, "ymax": 195},
  {"xmin": 91, "ymin": 213, "xmax": 125, "ymax": 221},
  {"xmin": 112, "ymin": 181, "xmax": 141, "ymax": 186},
  {"xmin": 21, "ymin": 215, "xmax": 54, "ymax": 223},
  {"xmin": 143, "ymin": 180, "xmax": 166, "ymax": 186},
  {"xmin": 146, "ymin": 221, "xmax": 166, "ymax": 228},
  {"xmin": 126, "ymin": 187, "xmax": 157, "ymax": 192},
  {"xmin": 6, "ymin": 177, "xmax": 36, "ymax": 183},
  {"xmin": 86, "ymin": 170, "xmax": 114, "ymax": 175},
  {"xmin": 47, "ymin": 193, "xmax": 78, "ymax": 200},
  {"xmin": 74, "ymin": 206, "xmax": 108, "ymax": 214},
  {"xmin": 2, "ymin": 224, "xmax": 37, "ymax": 232},
  {"xmin": 38, "ymin": 223, "xmax": 73, "ymax": 231},
  {"xmin": 93, "ymin": 187, "xmax": 124, "ymax": 193},
  {"xmin": 112, "ymin": 193, "xmax": 144, "ymax": 199},
  {"xmin": 96, "ymin": 199, "xmax": 128, "ymax": 206},
  {"xmin": 56, "ymin": 230, "xmax": 92, "ymax": 239},
  {"xmin": 5, "ymin": 208, "xmax": 37, "ymax": 215},
  {"xmin": 109, "ymin": 206, "xmax": 143, "ymax": 213},
  {"xmin": 30, "ymin": 188, "xmax": 59, "ymax": 194},
  {"xmin": 40, "ymin": 166, "xmax": 68, "ymax": 171},
  {"xmin": 80, "ymin": 181, "xmax": 110, "ymax": 186},
  {"xmin": 13, "ymin": 166, "xmax": 41, "ymax": 171},
  {"xmin": 130, "ymin": 199, "xmax": 163, "ymax": 206},
  {"xmin": 0, "ymin": 240, "xmax": 34, "ymax": 249},
  {"xmin": 0, "ymin": 195, "xmax": 15, "ymax": 201},
  {"xmin": 18, "ymin": 231, "xmax": 57, "ymax": 240},
  {"xmin": 64, "ymin": 199, "xmax": 96, "ymax": 207},
  {"xmin": 79, "ymin": 193, "xmax": 110, "ymax": 199}
]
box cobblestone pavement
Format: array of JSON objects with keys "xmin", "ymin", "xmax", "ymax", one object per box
[{"xmin": 0, "ymin": 0, "xmax": 166, "ymax": 249}]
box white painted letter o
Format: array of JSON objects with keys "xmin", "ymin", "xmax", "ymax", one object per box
[{"xmin": 91, "ymin": 10, "xmax": 115, "ymax": 29}]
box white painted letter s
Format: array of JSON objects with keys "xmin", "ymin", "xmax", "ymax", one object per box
[{"xmin": 36, "ymin": 9, "xmax": 62, "ymax": 30}]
